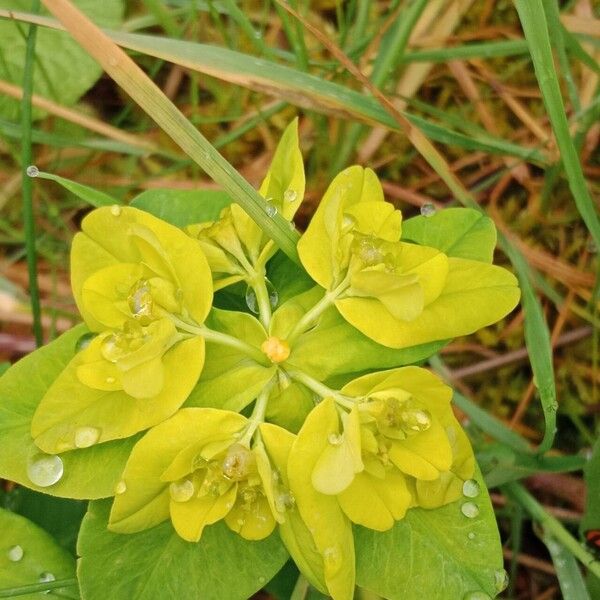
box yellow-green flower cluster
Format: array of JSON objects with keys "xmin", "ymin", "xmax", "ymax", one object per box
[
  {"xmin": 18, "ymin": 120, "xmax": 522, "ymax": 600},
  {"xmin": 31, "ymin": 206, "xmax": 213, "ymax": 453}
]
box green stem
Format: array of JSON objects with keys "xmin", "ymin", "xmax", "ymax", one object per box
[
  {"xmin": 21, "ymin": 0, "xmax": 43, "ymax": 347},
  {"xmin": 239, "ymin": 378, "xmax": 275, "ymax": 446},
  {"xmin": 289, "ymin": 574, "xmax": 310, "ymax": 600},
  {"xmin": 285, "ymin": 367, "xmax": 357, "ymax": 409},
  {"xmin": 0, "ymin": 578, "xmax": 78, "ymax": 598},
  {"xmin": 169, "ymin": 316, "xmax": 268, "ymax": 365},
  {"xmin": 286, "ymin": 276, "xmax": 351, "ymax": 345},
  {"xmin": 503, "ymin": 481, "xmax": 600, "ymax": 579},
  {"xmin": 252, "ymin": 276, "xmax": 272, "ymax": 330}
]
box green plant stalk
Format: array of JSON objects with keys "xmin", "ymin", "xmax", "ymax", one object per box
[
  {"xmin": 40, "ymin": 0, "xmax": 300, "ymax": 264},
  {"xmin": 0, "ymin": 578, "xmax": 78, "ymax": 598},
  {"xmin": 332, "ymin": 0, "xmax": 429, "ymax": 171},
  {"xmin": 503, "ymin": 481, "xmax": 600, "ymax": 579},
  {"xmin": 515, "ymin": 0, "xmax": 600, "ymax": 251},
  {"xmin": 289, "ymin": 574, "xmax": 310, "ymax": 600},
  {"xmin": 21, "ymin": 0, "xmax": 43, "ymax": 347},
  {"xmin": 285, "ymin": 367, "xmax": 356, "ymax": 409}
]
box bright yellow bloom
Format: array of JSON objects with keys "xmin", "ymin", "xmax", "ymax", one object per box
[
  {"xmin": 297, "ymin": 166, "xmax": 520, "ymax": 348},
  {"xmin": 31, "ymin": 206, "xmax": 212, "ymax": 453},
  {"xmin": 109, "ymin": 408, "xmax": 286, "ymax": 542}
]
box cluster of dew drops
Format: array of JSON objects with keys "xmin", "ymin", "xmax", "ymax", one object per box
[{"xmin": 6, "ymin": 543, "xmax": 57, "ymax": 591}]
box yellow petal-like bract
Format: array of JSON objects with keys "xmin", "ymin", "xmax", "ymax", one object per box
[{"xmin": 298, "ymin": 166, "xmax": 520, "ymax": 348}]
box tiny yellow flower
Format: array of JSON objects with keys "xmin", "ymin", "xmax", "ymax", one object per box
[{"xmin": 109, "ymin": 408, "xmax": 286, "ymax": 543}]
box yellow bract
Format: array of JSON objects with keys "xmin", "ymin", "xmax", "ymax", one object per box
[
  {"xmin": 289, "ymin": 367, "xmax": 476, "ymax": 545},
  {"xmin": 109, "ymin": 408, "xmax": 287, "ymax": 543},
  {"xmin": 31, "ymin": 205, "xmax": 214, "ymax": 453},
  {"xmin": 298, "ymin": 166, "xmax": 520, "ymax": 348},
  {"xmin": 189, "ymin": 119, "xmax": 305, "ymax": 288}
]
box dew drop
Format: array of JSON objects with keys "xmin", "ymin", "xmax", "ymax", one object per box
[
  {"xmin": 420, "ymin": 203, "xmax": 436, "ymax": 217},
  {"xmin": 7, "ymin": 545, "xmax": 23, "ymax": 562},
  {"xmin": 26, "ymin": 165, "xmax": 39, "ymax": 178},
  {"xmin": 110, "ymin": 204, "xmax": 122, "ymax": 217},
  {"xmin": 283, "ymin": 189, "xmax": 297, "ymax": 203},
  {"xmin": 169, "ymin": 479, "xmax": 195, "ymax": 502},
  {"xmin": 114, "ymin": 480, "xmax": 127, "ymax": 495},
  {"xmin": 266, "ymin": 279, "xmax": 279, "ymax": 309},
  {"xmin": 27, "ymin": 454, "xmax": 64, "ymax": 488},
  {"xmin": 328, "ymin": 433, "xmax": 343, "ymax": 446},
  {"xmin": 74, "ymin": 426, "xmax": 101, "ymax": 449},
  {"xmin": 258, "ymin": 576, "xmax": 266, "ymax": 584},
  {"xmin": 462, "ymin": 592, "xmax": 491, "ymax": 600},
  {"xmin": 461, "ymin": 501, "xmax": 480, "ymax": 519},
  {"xmin": 106, "ymin": 376, "xmax": 116, "ymax": 384},
  {"xmin": 323, "ymin": 546, "xmax": 342, "ymax": 577},
  {"xmin": 75, "ymin": 332, "xmax": 96, "ymax": 353},
  {"xmin": 341, "ymin": 213, "xmax": 357, "ymax": 233},
  {"xmin": 462, "ymin": 479, "xmax": 481, "ymax": 498},
  {"xmin": 39, "ymin": 571, "xmax": 56, "ymax": 593},
  {"xmin": 467, "ymin": 532, "xmax": 476, "ymax": 540},
  {"xmin": 265, "ymin": 203, "xmax": 278, "ymax": 218},
  {"xmin": 494, "ymin": 569, "xmax": 509, "ymax": 592},
  {"xmin": 245, "ymin": 286, "xmax": 258, "ymax": 314}
]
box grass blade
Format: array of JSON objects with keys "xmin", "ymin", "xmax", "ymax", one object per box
[
  {"xmin": 543, "ymin": 535, "xmax": 591, "ymax": 600},
  {"xmin": 0, "ymin": 10, "xmax": 547, "ymax": 165},
  {"xmin": 515, "ymin": 0, "xmax": 600, "ymax": 250},
  {"xmin": 20, "ymin": 0, "xmax": 43, "ymax": 347},
  {"xmin": 34, "ymin": 171, "xmax": 119, "ymax": 207},
  {"xmin": 38, "ymin": 0, "xmax": 300, "ymax": 263}
]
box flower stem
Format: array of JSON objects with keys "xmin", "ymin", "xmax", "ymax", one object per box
[
  {"xmin": 169, "ymin": 316, "xmax": 268, "ymax": 365},
  {"xmin": 248, "ymin": 270, "xmax": 272, "ymax": 330},
  {"xmin": 285, "ymin": 367, "xmax": 357, "ymax": 409},
  {"xmin": 240, "ymin": 377, "xmax": 275, "ymax": 445},
  {"xmin": 286, "ymin": 276, "xmax": 351, "ymax": 345},
  {"xmin": 0, "ymin": 578, "xmax": 78, "ymax": 598},
  {"xmin": 503, "ymin": 481, "xmax": 600, "ymax": 579}
]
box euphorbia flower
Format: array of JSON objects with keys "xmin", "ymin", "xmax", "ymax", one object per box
[
  {"xmin": 297, "ymin": 166, "xmax": 520, "ymax": 348},
  {"xmin": 31, "ymin": 206, "xmax": 212, "ymax": 453},
  {"xmin": 189, "ymin": 119, "xmax": 305, "ymax": 289},
  {"xmin": 289, "ymin": 367, "xmax": 475, "ymax": 535},
  {"xmin": 109, "ymin": 408, "xmax": 287, "ymax": 542}
]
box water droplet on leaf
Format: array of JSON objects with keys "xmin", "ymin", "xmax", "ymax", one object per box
[
  {"xmin": 265, "ymin": 202, "xmax": 277, "ymax": 218},
  {"xmin": 74, "ymin": 426, "xmax": 101, "ymax": 449},
  {"xmin": 328, "ymin": 433, "xmax": 343, "ymax": 446},
  {"xmin": 170, "ymin": 479, "xmax": 195, "ymax": 502},
  {"xmin": 245, "ymin": 286, "xmax": 258, "ymax": 314},
  {"xmin": 266, "ymin": 279, "xmax": 279, "ymax": 309},
  {"xmin": 27, "ymin": 454, "xmax": 64, "ymax": 487},
  {"xmin": 467, "ymin": 532, "xmax": 476, "ymax": 540},
  {"xmin": 26, "ymin": 165, "xmax": 39, "ymax": 177},
  {"xmin": 461, "ymin": 501, "xmax": 480, "ymax": 519},
  {"xmin": 462, "ymin": 592, "xmax": 491, "ymax": 600},
  {"xmin": 283, "ymin": 189, "xmax": 297, "ymax": 203},
  {"xmin": 494, "ymin": 569, "xmax": 509, "ymax": 592},
  {"xmin": 7, "ymin": 545, "xmax": 23, "ymax": 562},
  {"xmin": 420, "ymin": 203, "xmax": 436, "ymax": 217},
  {"xmin": 110, "ymin": 205, "xmax": 121, "ymax": 217},
  {"xmin": 462, "ymin": 479, "xmax": 480, "ymax": 498},
  {"xmin": 323, "ymin": 546, "xmax": 342, "ymax": 577},
  {"xmin": 75, "ymin": 332, "xmax": 96, "ymax": 353},
  {"xmin": 114, "ymin": 480, "xmax": 127, "ymax": 495},
  {"xmin": 39, "ymin": 571, "xmax": 56, "ymax": 592},
  {"xmin": 341, "ymin": 213, "xmax": 357, "ymax": 233}
]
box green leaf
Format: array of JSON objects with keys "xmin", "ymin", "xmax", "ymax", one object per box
[
  {"xmin": 77, "ymin": 499, "xmax": 288, "ymax": 600},
  {"xmin": 185, "ymin": 308, "xmax": 275, "ymax": 412},
  {"xmin": 355, "ymin": 469, "xmax": 504, "ymax": 599},
  {"xmin": 0, "ymin": 0, "xmax": 124, "ymax": 121},
  {"xmin": 0, "ymin": 325, "xmax": 138, "ymax": 499},
  {"xmin": 8, "ymin": 488, "xmax": 86, "ymax": 556},
  {"xmin": 272, "ymin": 287, "xmax": 446, "ymax": 380},
  {"xmin": 0, "ymin": 507, "xmax": 78, "ymax": 599},
  {"xmin": 35, "ymin": 171, "xmax": 117, "ymax": 207},
  {"xmin": 131, "ymin": 189, "xmax": 232, "ymax": 227},
  {"xmin": 581, "ymin": 436, "xmax": 600, "ymax": 534},
  {"xmin": 401, "ymin": 208, "xmax": 497, "ymax": 263}
]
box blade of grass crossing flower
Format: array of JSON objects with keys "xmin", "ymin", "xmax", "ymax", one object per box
[
  {"xmin": 500, "ymin": 235, "xmax": 557, "ymax": 454},
  {"xmin": 21, "ymin": 0, "xmax": 43, "ymax": 347},
  {"xmin": 515, "ymin": 0, "xmax": 600, "ymax": 250},
  {"xmin": 39, "ymin": 0, "xmax": 300, "ymax": 264}
]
